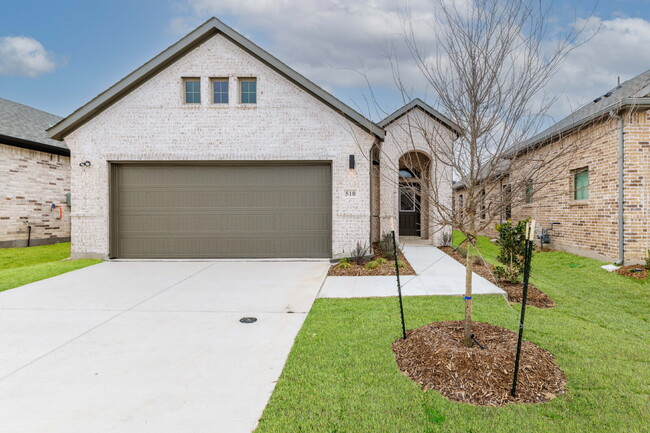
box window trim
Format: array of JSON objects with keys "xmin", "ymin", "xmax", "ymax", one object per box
[
  {"xmin": 183, "ymin": 77, "xmax": 201, "ymax": 104},
  {"xmin": 239, "ymin": 77, "xmax": 257, "ymax": 104},
  {"xmin": 573, "ymin": 168, "xmax": 589, "ymax": 201},
  {"xmin": 525, "ymin": 179, "xmax": 534, "ymax": 204},
  {"xmin": 211, "ymin": 78, "xmax": 229, "ymax": 104}
]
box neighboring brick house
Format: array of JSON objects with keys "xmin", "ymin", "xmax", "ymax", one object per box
[
  {"xmin": 1, "ymin": 98, "xmax": 70, "ymax": 248},
  {"xmin": 454, "ymin": 70, "xmax": 650, "ymax": 264},
  {"xmin": 46, "ymin": 17, "xmax": 458, "ymax": 260}
]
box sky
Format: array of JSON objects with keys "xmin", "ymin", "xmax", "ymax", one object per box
[{"xmin": 1, "ymin": 0, "xmax": 650, "ymax": 125}]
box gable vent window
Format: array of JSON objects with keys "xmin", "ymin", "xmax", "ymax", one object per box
[
  {"xmin": 240, "ymin": 78, "xmax": 257, "ymax": 104},
  {"xmin": 184, "ymin": 78, "xmax": 201, "ymax": 104},
  {"xmin": 212, "ymin": 78, "xmax": 229, "ymax": 104}
]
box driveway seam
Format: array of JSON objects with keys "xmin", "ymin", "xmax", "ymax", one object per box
[{"xmin": 0, "ymin": 262, "xmax": 216, "ymax": 383}]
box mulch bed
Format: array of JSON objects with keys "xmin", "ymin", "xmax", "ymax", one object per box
[
  {"xmin": 392, "ymin": 321, "xmax": 567, "ymax": 406},
  {"xmin": 328, "ymin": 244, "xmax": 415, "ymax": 276},
  {"xmin": 615, "ymin": 265, "xmax": 647, "ymax": 279},
  {"xmin": 439, "ymin": 246, "xmax": 555, "ymax": 309}
]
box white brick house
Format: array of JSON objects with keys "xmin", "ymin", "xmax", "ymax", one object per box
[{"xmin": 48, "ymin": 17, "xmax": 458, "ymax": 260}]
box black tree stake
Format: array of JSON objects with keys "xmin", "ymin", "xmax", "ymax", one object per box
[
  {"xmin": 392, "ymin": 230, "xmax": 407, "ymax": 340},
  {"xmin": 511, "ymin": 220, "xmax": 535, "ymax": 397}
]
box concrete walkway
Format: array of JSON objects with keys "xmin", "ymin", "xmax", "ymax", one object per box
[
  {"xmin": 0, "ymin": 260, "xmax": 329, "ymax": 433},
  {"xmin": 319, "ymin": 242, "xmax": 505, "ymax": 298}
]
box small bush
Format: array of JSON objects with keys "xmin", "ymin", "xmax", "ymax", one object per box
[
  {"xmin": 494, "ymin": 219, "xmax": 529, "ymax": 283},
  {"xmin": 493, "ymin": 265, "xmax": 519, "ymax": 283},
  {"xmin": 396, "ymin": 260, "xmax": 406, "ymax": 268},
  {"xmin": 375, "ymin": 257, "xmax": 387, "ymax": 265},
  {"xmin": 470, "ymin": 254, "xmax": 483, "ymax": 267},
  {"xmin": 456, "ymin": 246, "xmax": 468, "ymax": 258},
  {"xmin": 337, "ymin": 258, "xmax": 351, "ymax": 269},
  {"xmin": 350, "ymin": 242, "xmax": 369, "ymax": 265},
  {"xmin": 644, "ymin": 249, "xmax": 650, "ymax": 271},
  {"xmin": 440, "ymin": 231, "xmax": 452, "ymax": 247},
  {"xmin": 379, "ymin": 232, "xmax": 397, "ymax": 259},
  {"xmin": 365, "ymin": 260, "xmax": 381, "ymax": 270}
]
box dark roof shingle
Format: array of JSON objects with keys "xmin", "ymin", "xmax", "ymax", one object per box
[{"xmin": 0, "ymin": 98, "xmax": 67, "ymax": 152}]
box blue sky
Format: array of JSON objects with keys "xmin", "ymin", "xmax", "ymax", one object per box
[{"xmin": 1, "ymin": 0, "xmax": 650, "ymax": 122}]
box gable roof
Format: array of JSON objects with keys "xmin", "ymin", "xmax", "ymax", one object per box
[
  {"xmin": 509, "ymin": 69, "xmax": 650, "ymax": 156},
  {"xmin": 0, "ymin": 98, "xmax": 68, "ymax": 156},
  {"xmin": 378, "ymin": 98, "xmax": 461, "ymax": 136},
  {"xmin": 47, "ymin": 17, "xmax": 385, "ymax": 141}
]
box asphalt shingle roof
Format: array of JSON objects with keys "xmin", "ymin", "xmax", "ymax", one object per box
[
  {"xmin": 510, "ymin": 69, "xmax": 650, "ymax": 155},
  {"xmin": 0, "ymin": 98, "xmax": 67, "ymax": 150}
]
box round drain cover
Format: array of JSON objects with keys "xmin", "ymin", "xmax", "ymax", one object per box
[{"xmin": 240, "ymin": 317, "xmax": 257, "ymax": 324}]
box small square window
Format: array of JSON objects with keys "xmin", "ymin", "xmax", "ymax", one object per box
[
  {"xmin": 240, "ymin": 78, "xmax": 257, "ymax": 104},
  {"xmin": 574, "ymin": 169, "xmax": 589, "ymax": 200},
  {"xmin": 212, "ymin": 79, "xmax": 229, "ymax": 104},
  {"xmin": 184, "ymin": 78, "xmax": 201, "ymax": 104}
]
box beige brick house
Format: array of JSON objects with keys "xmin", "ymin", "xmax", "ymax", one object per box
[
  {"xmin": 454, "ymin": 70, "xmax": 650, "ymax": 263},
  {"xmin": 47, "ymin": 17, "xmax": 458, "ymax": 260},
  {"xmin": 1, "ymin": 98, "xmax": 70, "ymax": 247}
]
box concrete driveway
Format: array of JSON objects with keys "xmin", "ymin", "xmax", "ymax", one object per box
[{"xmin": 0, "ymin": 260, "xmax": 328, "ymax": 433}]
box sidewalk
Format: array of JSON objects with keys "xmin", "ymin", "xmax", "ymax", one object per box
[{"xmin": 318, "ymin": 241, "xmax": 505, "ymax": 299}]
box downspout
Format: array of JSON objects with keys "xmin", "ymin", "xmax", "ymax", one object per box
[{"xmin": 610, "ymin": 111, "xmax": 624, "ymax": 265}]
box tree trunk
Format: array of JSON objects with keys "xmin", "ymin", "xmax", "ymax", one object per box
[{"xmin": 463, "ymin": 230, "xmax": 476, "ymax": 347}]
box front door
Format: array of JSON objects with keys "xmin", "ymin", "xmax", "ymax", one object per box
[{"xmin": 399, "ymin": 184, "xmax": 421, "ymax": 236}]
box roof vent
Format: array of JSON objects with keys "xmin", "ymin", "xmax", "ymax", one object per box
[
  {"xmin": 604, "ymin": 91, "xmax": 613, "ymax": 98},
  {"xmin": 593, "ymin": 97, "xmax": 602, "ymax": 103}
]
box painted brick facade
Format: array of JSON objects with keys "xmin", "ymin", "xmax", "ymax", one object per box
[
  {"xmin": 64, "ymin": 34, "xmax": 377, "ymax": 259},
  {"xmin": 379, "ymin": 108, "xmax": 454, "ymax": 246},
  {"xmin": 454, "ymin": 109, "xmax": 650, "ymax": 263},
  {"xmin": 0, "ymin": 143, "xmax": 71, "ymax": 247}
]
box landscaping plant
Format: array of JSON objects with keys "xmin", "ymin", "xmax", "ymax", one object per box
[
  {"xmin": 350, "ymin": 242, "xmax": 369, "ymax": 265},
  {"xmin": 494, "ymin": 219, "xmax": 529, "ymax": 283}
]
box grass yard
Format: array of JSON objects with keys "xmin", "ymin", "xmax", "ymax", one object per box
[
  {"xmin": 0, "ymin": 243, "xmax": 101, "ymax": 292},
  {"xmin": 256, "ymin": 233, "xmax": 649, "ymax": 433}
]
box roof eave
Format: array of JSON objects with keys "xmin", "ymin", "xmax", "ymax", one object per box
[
  {"xmin": 0, "ymin": 134, "xmax": 70, "ymax": 156},
  {"xmin": 47, "ymin": 17, "xmax": 384, "ymax": 141}
]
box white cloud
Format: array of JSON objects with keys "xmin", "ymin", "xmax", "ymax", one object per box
[
  {"xmin": 171, "ymin": 2, "xmax": 650, "ymax": 120},
  {"xmin": 0, "ymin": 36, "xmax": 59, "ymax": 77}
]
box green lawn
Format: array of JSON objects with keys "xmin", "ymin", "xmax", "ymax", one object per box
[
  {"xmin": 256, "ymin": 233, "xmax": 650, "ymax": 433},
  {"xmin": 0, "ymin": 242, "xmax": 101, "ymax": 292}
]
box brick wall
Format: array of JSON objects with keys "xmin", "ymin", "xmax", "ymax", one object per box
[
  {"xmin": 64, "ymin": 33, "xmax": 377, "ymax": 259},
  {"xmin": 380, "ymin": 108, "xmax": 454, "ymax": 246},
  {"xmin": 0, "ymin": 143, "xmax": 71, "ymax": 247},
  {"xmin": 454, "ymin": 109, "xmax": 650, "ymax": 263}
]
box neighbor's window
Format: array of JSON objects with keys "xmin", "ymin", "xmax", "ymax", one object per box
[
  {"xmin": 240, "ymin": 78, "xmax": 257, "ymax": 104},
  {"xmin": 525, "ymin": 180, "xmax": 534, "ymax": 204},
  {"xmin": 184, "ymin": 78, "xmax": 201, "ymax": 104},
  {"xmin": 480, "ymin": 189, "xmax": 486, "ymax": 220},
  {"xmin": 212, "ymin": 78, "xmax": 229, "ymax": 104},
  {"xmin": 574, "ymin": 169, "xmax": 589, "ymax": 200}
]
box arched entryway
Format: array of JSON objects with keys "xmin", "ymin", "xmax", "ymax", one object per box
[{"xmin": 398, "ymin": 151, "xmax": 431, "ymax": 238}]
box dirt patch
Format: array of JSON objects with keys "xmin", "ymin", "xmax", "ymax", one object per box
[
  {"xmin": 392, "ymin": 321, "xmax": 567, "ymax": 406},
  {"xmin": 439, "ymin": 246, "xmax": 555, "ymax": 308},
  {"xmin": 328, "ymin": 245, "xmax": 415, "ymax": 276},
  {"xmin": 615, "ymin": 265, "xmax": 647, "ymax": 279}
]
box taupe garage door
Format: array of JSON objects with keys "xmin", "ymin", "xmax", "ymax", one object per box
[{"xmin": 110, "ymin": 163, "xmax": 332, "ymax": 258}]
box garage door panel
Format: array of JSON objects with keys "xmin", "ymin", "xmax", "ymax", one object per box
[{"xmin": 112, "ymin": 164, "xmax": 331, "ymax": 258}]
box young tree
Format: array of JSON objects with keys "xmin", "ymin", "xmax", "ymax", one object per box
[{"xmin": 361, "ymin": 0, "xmax": 601, "ymax": 346}]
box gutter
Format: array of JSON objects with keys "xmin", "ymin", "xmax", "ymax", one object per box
[
  {"xmin": 610, "ymin": 111, "xmax": 625, "ymax": 265},
  {"xmin": 0, "ymin": 134, "xmax": 70, "ymax": 157}
]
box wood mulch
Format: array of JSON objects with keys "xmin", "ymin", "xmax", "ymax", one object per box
[
  {"xmin": 327, "ymin": 244, "xmax": 416, "ymax": 276},
  {"xmin": 392, "ymin": 321, "xmax": 567, "ymax": 406},
  {"xmin": 615, "ymin": 265, "xmax": 647, "ymax": 279},
  {"xmin": 439, "ymin": 246, "xmax": 555, "ymax": 309}
]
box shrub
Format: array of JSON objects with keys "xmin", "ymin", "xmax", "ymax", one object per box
[
  {"xmin": 470, "ymin": 254, "xmax": 483, "ymax": 267},
  {"xmin": 337, "ymin": 257, "xmax": 351, "ymax": 269},
  {"xmin": 396, "ymin": 260, "xmax": 406, "ymax": 268},
  {"xmin": 375, "ymin": 257, "xmax": 387, "ymax": 265},
  {"xmin": 350, "ymin": 242, "xmax": 369, "ymax": 265},
  {"xmin": 645, "ymin": 249, "xmax": 650, "ymax": 271},
  {"xmin": 456, "ymin": 246, "xmax": 468, "ymax": 258},
  {"xmin": 365, "ymin": 260, "xmax": 381, "ymax": 270},
  {"xmin": 379, "ymin": 232, "xmax": 397, "ymax": 259},
  {"xmin": 494, "ymin": 219, "xmax": 529, "ymax": 283},
  {"xmin": 440, "ymin": 230, "xmax": 452, "ymax": 247}
]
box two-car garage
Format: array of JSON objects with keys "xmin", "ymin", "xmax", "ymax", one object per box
[{"xmin": 109, "ymin": 163, "xmax": 332, "ymax": 259}]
